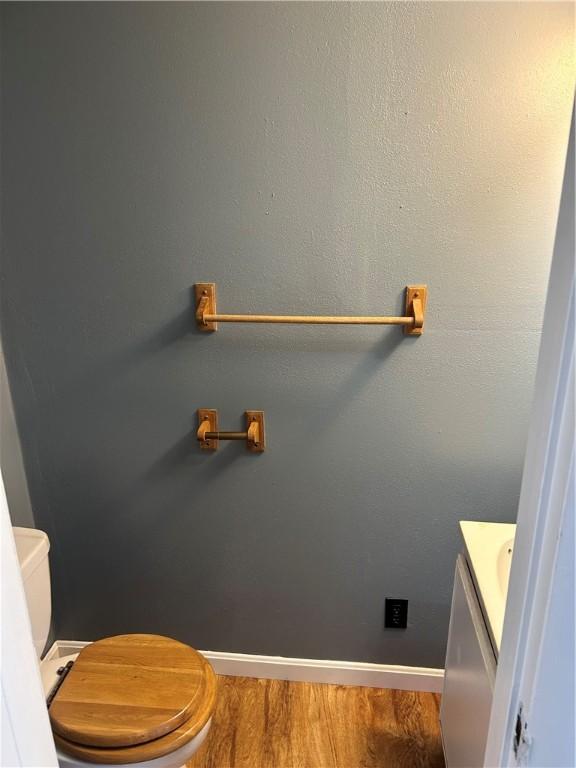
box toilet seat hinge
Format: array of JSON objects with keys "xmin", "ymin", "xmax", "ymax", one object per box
[{"xmin": 46, "ymin": 660, "xmax": 74, "ymax": 708}]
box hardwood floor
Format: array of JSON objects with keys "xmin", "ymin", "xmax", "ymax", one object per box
[{"xmin": 188, "ymin": 676, "xmax": 445, "ymax": 768}]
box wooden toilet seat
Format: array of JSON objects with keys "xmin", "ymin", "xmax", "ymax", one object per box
[{"xmin": 50, "ymin": 634, "xmax": 217, "ymax": 765}]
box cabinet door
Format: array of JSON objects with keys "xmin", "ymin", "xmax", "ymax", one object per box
[{"xmin": 440, "ymin": 554, "xmax": 496, "ymax": 768}]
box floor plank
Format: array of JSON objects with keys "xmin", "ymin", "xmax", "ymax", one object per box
[{"xmin": 188, "ymin": 676, "xmax": 445, "ymax": 768}]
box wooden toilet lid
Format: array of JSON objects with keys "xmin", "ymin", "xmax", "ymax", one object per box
[{"xmin": 49, "ymin": 634, "xmax": 216, "ymax": 749}]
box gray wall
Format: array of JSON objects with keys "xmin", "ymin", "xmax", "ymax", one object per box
[{"xmin": 1, "ymin": 2, "xmax": 573, "ymax": 667}]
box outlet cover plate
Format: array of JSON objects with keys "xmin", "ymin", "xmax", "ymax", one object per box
[{"xmin": 385, "ymin": 598, "xmax": 408, "ymax": 629}]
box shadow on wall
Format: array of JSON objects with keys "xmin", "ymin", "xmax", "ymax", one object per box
[{"xmin": 0, "ymin": 343, "xmax": 35, "ymax": 528}]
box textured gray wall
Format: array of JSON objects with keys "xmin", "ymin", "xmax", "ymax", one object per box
[{"xmin": 1, "ymin": 2, "xmax": 573, "ymax": 667}]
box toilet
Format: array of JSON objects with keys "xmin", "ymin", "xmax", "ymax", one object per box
[{"xmin": 13, "ymin": 526, "xmax": 217, "ymax": 768}]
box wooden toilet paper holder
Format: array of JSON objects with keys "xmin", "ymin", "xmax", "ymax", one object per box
[{"xmin": 197, "ymin": 409, "xmax": 265, "ymax": 452}]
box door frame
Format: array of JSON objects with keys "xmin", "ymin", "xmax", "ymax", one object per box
[
  {"xmin": 0, "ymin": 471, "xmax": 59, "ymax": 767},
  {"xmin": 484, "ymin": 109, "xmax": 574, "ymax": 766}
]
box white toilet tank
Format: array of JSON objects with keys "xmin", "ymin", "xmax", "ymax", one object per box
[{"xmin": 13, "ymin": 526, "xmax": 51, "ymax": 658}]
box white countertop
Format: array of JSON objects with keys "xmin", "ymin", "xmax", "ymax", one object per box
[{"xmin": 460, "ymin": 520, "xmax": 516, "ymax": 655}]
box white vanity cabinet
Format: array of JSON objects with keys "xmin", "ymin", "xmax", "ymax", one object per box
[{"xmin": 440, "ymin": 554, "xmax": 496, "ymax": 767}]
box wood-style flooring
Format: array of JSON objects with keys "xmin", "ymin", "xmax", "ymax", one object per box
[{"xmin": 188, "ymin": 676, "xmax": 445, "ymax": 768}]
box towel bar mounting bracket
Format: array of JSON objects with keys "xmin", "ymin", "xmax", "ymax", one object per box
[
  {"xmin": 404, "ymin": 285, "xmax": 427, "ymax": 336},
  {"xmin": 195, "ymin": 283, "xmax": 218, "ymax": 332}
]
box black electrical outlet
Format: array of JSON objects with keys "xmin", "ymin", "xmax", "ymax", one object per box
[{"xmin": 385, "ymin": 598, "xmax": 408, "ymax": 629}]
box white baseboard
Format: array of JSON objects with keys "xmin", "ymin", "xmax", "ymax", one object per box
[
  {"xmin": 44, "ymin": 640, "xmax": 444, "ymax": 693},
  {"xmin": 201, "ymin": 650, "xmax": 444, "ymax": 692}
]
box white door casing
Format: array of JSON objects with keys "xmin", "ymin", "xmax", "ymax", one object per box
[
  {"xmin": 484, "ymin": 109, "xmax": 575, "ymax": 767},
  {"xmin": 0, "ymin": 471, "xmax": 58, "ymax": 768}
]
